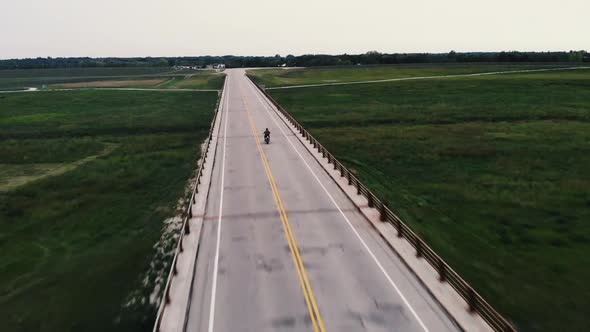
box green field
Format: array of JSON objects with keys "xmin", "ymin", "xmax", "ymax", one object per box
[
  {"xmin": 165, "ymin": 73, "xmax": 226, "ymax": 90},
  {"xmin": 0, "ymin": 68, "xmax": 224, "ymax": 90},
  {"xmin": 0, "ymin": 90, "xmax": 220, "ymax": 331},
  {"xmin": 0, "ymin": 67, "xmax": 177, "ymax": 79},
  {"xmin": 250, "ymin": 63, "xmax": 583, "ymax": 87},
  {"xmin": 250, "ymin": 66, "xmax": 590, "ymax": 332}
]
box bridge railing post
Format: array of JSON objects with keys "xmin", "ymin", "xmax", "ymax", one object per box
[
  {"xmin": 184, "ymin": 219, "xmax": 190, "ymax": 234},
  {"xmin": 438, "ymin": 257, "xmax": 446, "ymax": 281},
  {"xmin": 416, "ymin": 239, "xmax": 423, "ymax": 257},
  {"xmin": 379, "ymin": 201, "xmax": 387, "ymax": 221},
  {"xmin": 468, "ymin": 287, "xmax": 477, "ymax": 312}
]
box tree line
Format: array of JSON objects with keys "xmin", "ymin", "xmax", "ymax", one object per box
[{"xmin": 0, "ymin": 51, "xmax": 587, "ymax": 70}]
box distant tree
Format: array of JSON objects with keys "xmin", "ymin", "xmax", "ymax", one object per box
[
  {"xmin": 155, "ymin": 58, "xmax": 169, "ymax": 67},
  {"xmin": 363, "ymin": 51, "xmax": 381, "ymax": 64},
  {"xmin": 285, "ymin": 54, "xmax": 296, "ymax": 66},
  {"xmin": 568, "ymin": 50, "xmax": 584, "ymax": 62},
  {"xmin": 1, "ymin": 51, "xmax": 588, "ymax": 70},
  {"xmin": 447, "ymin": 50, "xmax": 457, "ymax": 61}
]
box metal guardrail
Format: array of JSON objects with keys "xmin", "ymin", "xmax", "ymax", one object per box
[
  {"xmin": 247, "ymin": 74, "xmax": 517, "ymax": 332},
  {"xmin": 152, "ymin": 89, "xmax": 223, "ymax": 332}
]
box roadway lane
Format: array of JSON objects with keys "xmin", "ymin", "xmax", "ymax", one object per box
[{"xmin": 185, "ymin": 69, "xmax": 459, "ymax": 332}]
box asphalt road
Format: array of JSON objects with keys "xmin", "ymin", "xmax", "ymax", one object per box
[{"xmin": 185, "ymin": 69, "xmax": 460, "ymax": 332}]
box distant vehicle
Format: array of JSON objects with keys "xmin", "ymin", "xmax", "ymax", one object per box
[{"xmin": 264, "ymin": 128, "xmax": 270, "ymax": 144}]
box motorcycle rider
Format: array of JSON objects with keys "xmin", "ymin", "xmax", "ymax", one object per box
[{"xmin": 263, "ymin": 128, "xmax": 270, "ymax": 140}]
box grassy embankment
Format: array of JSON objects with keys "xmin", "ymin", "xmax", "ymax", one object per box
[
  {"xmin": 0, "ymin": 88, "xmax": 221, "ymax": 332},
  {"xmin": 0, "ymin": 67, "xmax": 225, "ymax": 90},
  {"xmin": 250, "ymin": 65, "xmax": 590, "ymax": 332}
]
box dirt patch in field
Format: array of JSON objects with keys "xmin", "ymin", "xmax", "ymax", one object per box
[
  {"xmin": 0, "ymin": 143, "xmax": 117, "ymax": 192},
  {"xmin": 52, "ymin": 79, "xmax": 166, "ymax": 88}
]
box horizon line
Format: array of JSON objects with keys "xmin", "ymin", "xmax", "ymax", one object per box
[{"xmin": 1, "ymin": 49, "xmax": 588, "ymax": 62}]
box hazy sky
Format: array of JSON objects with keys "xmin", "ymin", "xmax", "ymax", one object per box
[{"xmin": 1, "ymin": 0, "xmax": 588, "ymax": 59}]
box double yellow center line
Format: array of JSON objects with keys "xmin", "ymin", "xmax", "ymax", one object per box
[{"xmin": 241, "ymin": 93, "xmax": 326, "ymax": 332}]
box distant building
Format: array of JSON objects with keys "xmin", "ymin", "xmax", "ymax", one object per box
[{"xmin": 205, "ymin": 64, "xmax": 225, "ymax": 70}]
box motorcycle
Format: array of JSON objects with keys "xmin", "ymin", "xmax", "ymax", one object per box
[{"xmin": 264, "ymin": 135, "xmax": 270, "ymax": 144}]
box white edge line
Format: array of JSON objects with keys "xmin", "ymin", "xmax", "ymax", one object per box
[
  {"xmin": 207, "ymin": 76, "xmax": 230, "ymax": 332},
  {"xmin": 246, "ymin": 76, "xmax": 431, "ymax": 332}
]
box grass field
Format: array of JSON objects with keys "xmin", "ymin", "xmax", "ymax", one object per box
[
  {"xmin": 0, "ymin": 68, "xmax": 224, "ymax": 90},
  {"xmin": 166, "ymin": 73, "xmax": 226, "ymax": 90},
  {"xmin": 51, "ymin": 79, "xmax": 168, "ymax": 89},
  {"xmin": 251, "ymin": 66, "xmax": 590, "ymax": 332},
  {"xmin": 250, "ymin": 63, "xmax": 584, "ymax": 87},
  {"xmin": 0, "ymin": 67, "xmax": 177, "ymax": 79},
  {"xmin": 0, "ymin": 90, "xmax": 220, "ymax": 331}
]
